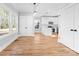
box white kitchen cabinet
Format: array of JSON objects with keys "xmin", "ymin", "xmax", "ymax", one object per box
[
  {"xmin": 74, "ymin": 4, "xmax": 79, "ymax": 53},
  {"xmin": 59, "ymin": 5, "xmax": 74, "ymax": 49},
  {"xmin": 59, "ymin": 4, "xmax": 79, "ymax": 53},
  {"xmin": 19, "ymin": 15, "xmax": 34, "ymax": 36}
]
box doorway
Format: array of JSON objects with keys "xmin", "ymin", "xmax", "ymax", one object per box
[{"xmin": 34, "ymin": 15, "xmax": 59, "ymax": 37}]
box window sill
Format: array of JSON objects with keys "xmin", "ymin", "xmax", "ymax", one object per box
[
  {"xmin": 0, "ymin": 32, "xmax": 17, "ymax": 40},
  {"xmin": 0, "ymin": 33, "xmax": 8, "ymax": 36}
]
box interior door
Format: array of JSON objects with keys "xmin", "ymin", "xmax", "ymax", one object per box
[
  {"xmin": 59, "ymin": 6, "xmax": 74, "ymax": 49},
  {"xmin": 74, "ymin": 4, "xmax": 79, "ymax": 53},
  {"xmin": 20, "ymin": 16, "xmax": 34, "ymax": 36}
]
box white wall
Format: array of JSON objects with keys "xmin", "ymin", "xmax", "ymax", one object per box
[{"xmin": 0, "ymin": 4, "xmax": 19, "ymax": 52}]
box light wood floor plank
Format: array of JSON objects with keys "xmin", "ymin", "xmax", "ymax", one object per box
[{"xmin": 0, "ymin": 33, "xmax": 79, "ymax": 56}]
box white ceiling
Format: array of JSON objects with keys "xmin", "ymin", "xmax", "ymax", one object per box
[{"xmin": 5, "ymin": 3, "xmax": 70, "ymax": 14}]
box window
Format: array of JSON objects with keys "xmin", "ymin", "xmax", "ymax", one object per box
[
  {"xmin": 12, "ymin": 15, "xmax": 17, "ymax": 31},
  {"xmin": 0, "ymin": 6, "xmax": 18, "ymax": 36},
  {"xmin": 0, "ymin": 7, "xmax": 9, "ymax": 36}
]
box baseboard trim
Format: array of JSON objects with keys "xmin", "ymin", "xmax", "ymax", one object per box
[{"xmin": 58, "ymin": 41, "xmax": 79, "ymax": 54}]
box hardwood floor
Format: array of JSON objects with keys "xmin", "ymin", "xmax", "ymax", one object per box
[{"xmin": 0, "ymin": 33, "xmax": 79, "ymax": 56}]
